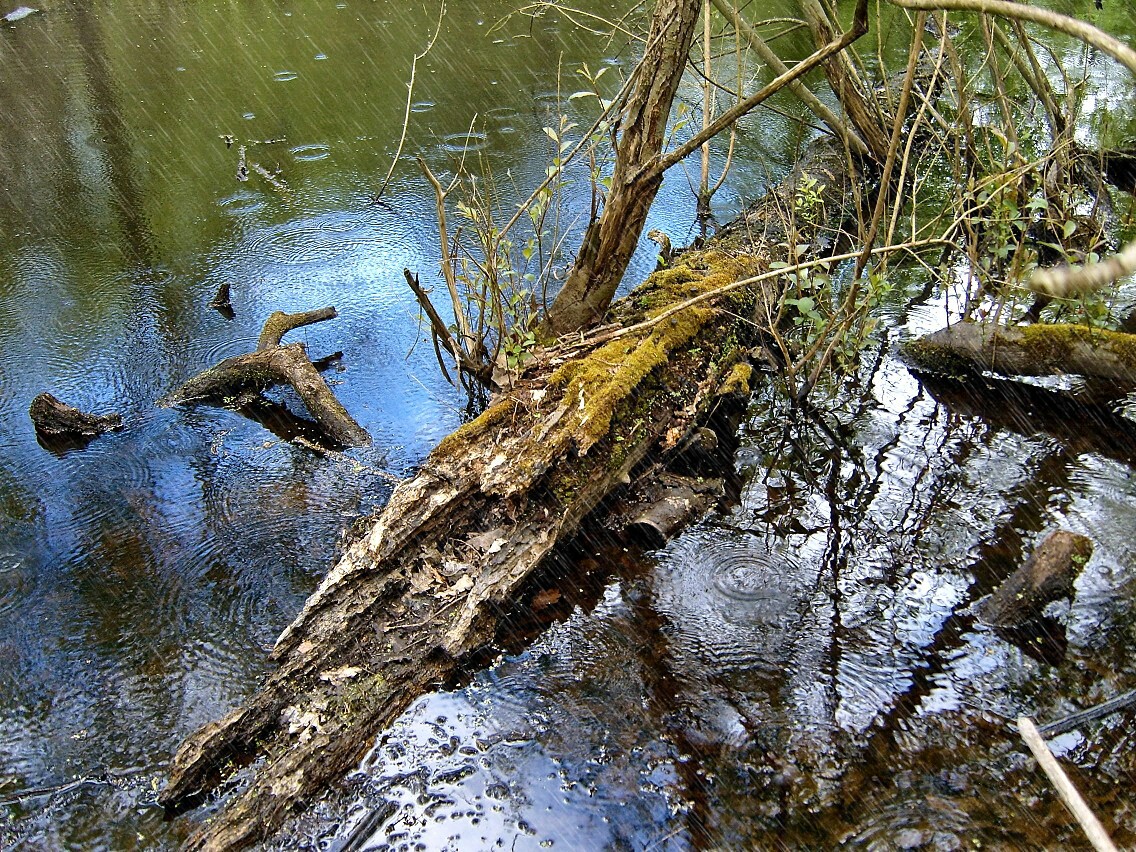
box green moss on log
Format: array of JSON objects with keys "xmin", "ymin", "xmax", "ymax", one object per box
[
  {"xmin": 434, "ymin": 397, "xmax": 521, "ymax": 458},
  {"xmin": 719, "ymin": 361, "xmax": 753, "ymax": 397},
  {"xmin": 550, "ymin": 250, "xmax": 761, "ymax": 454}
]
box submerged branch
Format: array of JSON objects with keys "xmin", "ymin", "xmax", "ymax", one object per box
[{"xmin": 165, "ymin": 308, "xmax": 370, "ymax": 448}]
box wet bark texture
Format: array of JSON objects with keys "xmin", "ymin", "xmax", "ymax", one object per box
[
  {"xmin": 903, "ymin": 321, "xmax": 1136, "ymax": 388},
  {"xmin": 29, "ymin": 392, "xmax": 122, "ymax": 438},
  {"xmin": 981, "ymin": 530, "xmax": 1093, "ymax": 628},
  {"xmin": 162, "ymin": 307, "xmax": 370, "ymax": 448},
  {"xmin": 542, "ymin": 0, "xmax": 702, "ymax": 335},
  {"xmin": 159, "ymin": 140, "xmax": 858, "ymax": 851}
]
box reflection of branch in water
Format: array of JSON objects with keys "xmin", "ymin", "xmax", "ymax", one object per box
[
  {"xmin": 850, "ymin": 443, "xmax": 1079, "ymax": 769},
  {"xmin": 624, "ymin": 579, "xmax": 715, "ymax": 847},
  {"xmin": 920, "ymin": 373, "xmax": 1136, "ymax": 468}
]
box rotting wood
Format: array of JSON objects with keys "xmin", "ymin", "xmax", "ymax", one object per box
[
  {"xmin": 209, "ymin": 281, "xmax": 234, "ymax": 319},
  {"xmin": 163, "ymin": 307, "xmax": 370, "ymax": 448},
  {"xmin": 980, "ymin": 529, "xmax": 1093, "ymax": 629},
  {"xmin": 158, "ymin": 138, "xmax": 859, "ymax": 852},
  {"xmin": 903, "ymin": 321, "xmax": 1136, "ymax": 387},
  {"xmin": 29, "ymin": 392, "xmax": 122, "ymax": 440}
]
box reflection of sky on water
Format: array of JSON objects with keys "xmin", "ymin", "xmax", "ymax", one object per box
[{"xmin": 2, "ymin": 0, "xmax": 1136, "ymax": 848}]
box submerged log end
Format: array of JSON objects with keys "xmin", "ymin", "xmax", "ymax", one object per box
[
  {"xmin": 981, "ymin": 529, "xmax": 1093, "ymax": 628},
  {"xmin": 29, "ymin": 392, "xmax": 123, "ymax": 438},
  {"xmin": 158, "ymin": 705, "xmax": 266, "ymax": 814}
]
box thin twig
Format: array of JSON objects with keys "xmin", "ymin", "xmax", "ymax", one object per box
[
  {"xmin": 374, "ymin": 1, "xmax": 446, "ymax": 200},
  {"xmin": 889, "ymin": 0, "xmax": 1136, "ymax": 297},
  {"xmin": 1039, "ymin": 689, "xmax": 1136, "ymax": 738},
  {"xmin": 709, "ymin": 0, "xmax": 869, "ymax": 157},
  {"xmin": 580, "ymin": 238, "xmax": 950, "ymax": 348},
  {"xmin": 1017, "ymin": 716, "xmax": 1119, "ymax": 852},
  {"xmin": 647, "ymin": 0, "xmax": 871, "ymax": 179}
]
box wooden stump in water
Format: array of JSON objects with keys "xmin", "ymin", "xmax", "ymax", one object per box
[
  {"xmin": 981, "ymin": 530, "xmax": 1093, "ymax": 628},
  {"xmin": 29, "ymin": 393, "xmax": 123, "ymax": 439}
]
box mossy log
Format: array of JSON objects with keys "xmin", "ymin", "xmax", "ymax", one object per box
[
  {"xmin": 162, "ymin": 307, "xmax": 369, "ymax": 448},
  {"xmin": 903, "ymin": 321, "xmax": 1136, "ymax": 386},
  {"xmin": 158, "ymin": 140, "xmax": 857, "ymax": 851}
]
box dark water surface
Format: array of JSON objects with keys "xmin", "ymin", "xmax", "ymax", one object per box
[{"xmin": 2, "ymin": 0, "xmax": 1136, "ymax": 850}]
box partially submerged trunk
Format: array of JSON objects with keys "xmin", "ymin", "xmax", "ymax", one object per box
[
  {"xmin": 29, "ymin": 392, "xmax": 123, "ymax": 438},
  {"xmin": 159, "ymin": 139, "xmax": 859, "ymax": 851},
  {"xmin": 903, "ymin": 321, "xmax": 1136, "ymax": 388}
]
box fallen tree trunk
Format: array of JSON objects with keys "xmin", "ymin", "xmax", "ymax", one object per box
[
  {"xmin": 157, "ymin": 139, "xmax": 859, "ymax": 850},
  {"xmin": 903, "ymin": 321, "xmax": 1136, "ymax": 388},
  {"xmin": 162, "ymin": 307, "xmax": 370, "ymax": 448}
]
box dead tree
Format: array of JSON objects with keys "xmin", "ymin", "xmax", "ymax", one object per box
[
  {"xmin": 162, "ymin": 307, "xmax": 370, "ymax": 448},
  {"xmin": 159, "ymin": 140, "xmax": 863, "ymax": 852},
  {"xmin": 903, "ymin": 321, "xmax": 1136, "ymax": 389},
  {"xmin": 159, "ymin": 0, "xmax": 890, "ymax": 844},
  {"xmin": 540, "ymin": 0, "xmax": 704, "ymax": 336}
]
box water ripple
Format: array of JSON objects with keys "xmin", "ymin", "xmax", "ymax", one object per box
[
  {"xmin": 438, "ymin": 131, "xmax": 490, "ymax": 154},
  {"xmin": 290, "ymin": 143, "xmax": 330, "ymax": 162},
  {"xmin": 0, "ymin": 553, "xmax": 35, "ymax": 616},
  {"xmin": 654, "ymin": 529, "xmax": 818, "ymax": 673}
]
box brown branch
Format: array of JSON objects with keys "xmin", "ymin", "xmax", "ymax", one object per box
[
  {"xmin": 708, "ymin": 0, "xmax": 870, "ymax": 157},
  {"xmin": 798, "ymin": 0, "xmax": 891, "ymax": 160},
  {"xmin": 403, "ymin": 268, "xmax": 493, "ymax": 386},
  {"xmin": 889, "ymin": 0, "xmax": 1136, "ymax": 296},
  {"xmin": 647, "ymin": 0, "xmax": 872, "ymax": 179},
  {"xmin": 164, "ymin": 343, "xmax": 370, "ymax": 448},
  {"xmin": 257, "ymin": 307, "xmax": 338, "ymax": 351}
]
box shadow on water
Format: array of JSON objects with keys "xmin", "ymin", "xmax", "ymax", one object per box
[{"xmin": 280, "ymin": 333, "xmax": 1136, "ymax": 849}]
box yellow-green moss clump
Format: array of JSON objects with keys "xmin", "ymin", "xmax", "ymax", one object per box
[
  {"xmin": 550, "ymin": 250, "xmax": 760, "ymax": 454},
  {"xmin": 718, "ymin": 361, "xmax": 753, "ymax": 397},
  {"xmin": 1017, "ymin": 323, "xmax": 1086, "ymax": 364},
  {"xmin": 434, "ymin": 397, "xmax": 518, "ymax": 458}
]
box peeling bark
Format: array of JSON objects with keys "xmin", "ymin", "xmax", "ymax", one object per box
[{"xmin": 159, "ymin": 140, "xmax": 858, "ymax": 851}]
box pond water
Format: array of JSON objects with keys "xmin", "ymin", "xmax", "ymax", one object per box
[{"xmin": 1, "ymin": 1, "xmax": 1135, "ymax": 850}]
